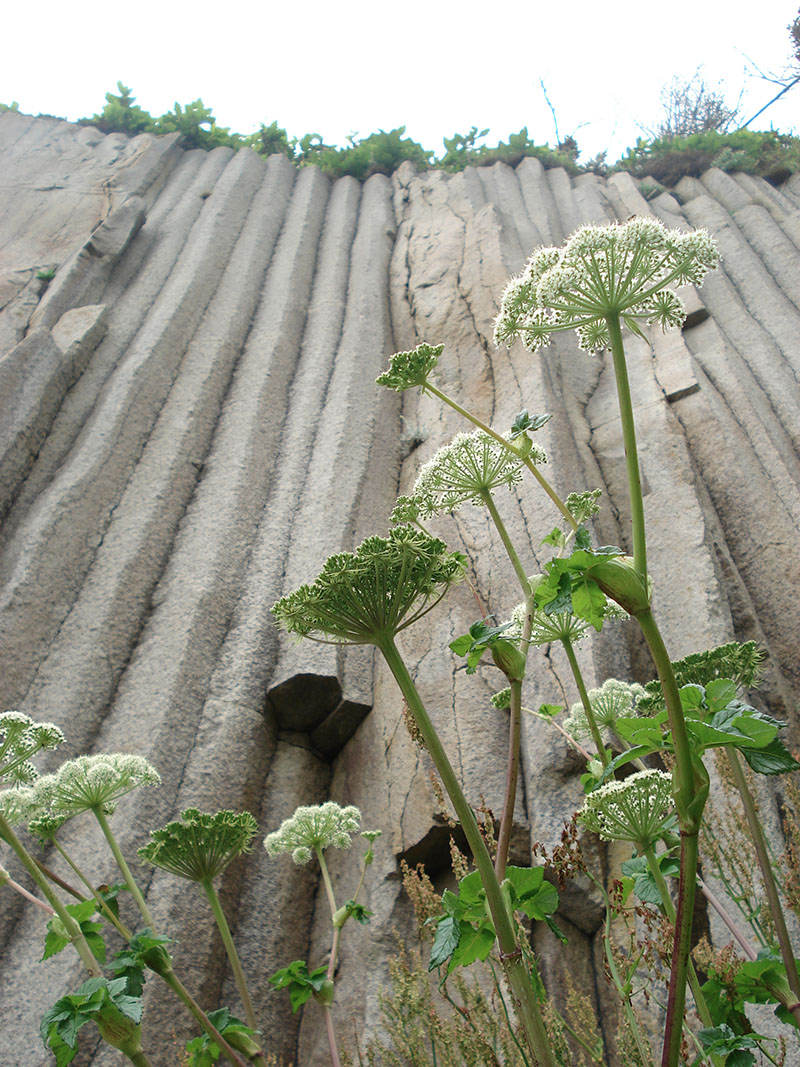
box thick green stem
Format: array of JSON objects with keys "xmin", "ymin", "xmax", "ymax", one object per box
[
  {"xmin": 156, "ymin": 966, "xmax": 248, "ymax": 1067},
  {"xmin": 315, "ymin": 846, "xmax": 338, "ymax": 919},
  {"xmin": 426, "ymin": 382, "xmax": 578, "ymax": 530},
  {"xmin": 201, "ymin": 879, "xmax": 261, "ymax": 1041},
  {"xmin": 0, "ymin": 813, "xmax": 102, "ymax": 977},
  {"xmin": 92, "ymin": 806, "xmax": 156, "ymax": 931},
  {"xmin": 482, "ymin": 490, "xmax": 530, "ymax": 597},
  {"xmin": 606, "ymin": 314, "xmax": 647, "ymax": 579},
  {"xmin": 53, "ymin": 838, "xmax": 133, "ymax": 940},
  {"xmin": 635, "ymin": 609, "xmax": 705, "ymax": 1067},
  {"xmin": 604, "ymin": 314, "xmax": 705, "ymax": 1065},
  {"xmin": 379, "ymin": 636, "xmax": 557, "ymax": 1067},
  {"xmin": 661, "ymin": 831, "xmax": 700, "ymax": 1067},
  {"xmin": 725, "ymin": 749, "xmax": 800, "ymax": 1027},
  {"xmin": 496, "ymin": 591, "xmax": 535, "ymax": 879},
  {"xmin": 642, "ymin": 846, "xmax": 713, "ymax": 1030},
  {"xmin": 495, "ymin": 677, "xmax": 522, "ymax": 880},
  {"xmin": 562, "ymin": 636, "xmax": 608, "ymax": 768}
]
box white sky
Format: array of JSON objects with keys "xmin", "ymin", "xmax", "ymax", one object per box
[{"xmin": 3, "ymin": 1, "xmax": 798, "ymax": 163}]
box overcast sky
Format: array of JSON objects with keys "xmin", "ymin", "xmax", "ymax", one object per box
[{"xmin": 3, "ymin": 1, "xmax": 798, "ymax": 163}]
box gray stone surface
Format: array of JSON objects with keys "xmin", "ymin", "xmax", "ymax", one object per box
[{"xmin": 1, "ymin": 113, "xmax": 799, "ymax": 1065}]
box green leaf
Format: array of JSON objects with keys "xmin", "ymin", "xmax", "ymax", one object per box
[
  {"xmin": 449, "ymin": 921, "xmax": 495, "ymax": 971},
  {"xmin": 42, "ymin": 928, "xmax": 70, "ymax": 961},
  {"xmin": 65, "ymin": 899, "xmax": 100, "ymax": 924},
  {"xmin": 537, "ymin": 703, "xmax": 564, "ymax": 719},
  {"xmin": 574, "ymin": 525, "xmax": 592, "ymax": 550},
  {"xmin": 743, "ymin": 738, "xmax": 800, "ymax": 775},
  {"xmin": 43, "ymin": 1026, "xmax": 78, "ymax": 1067},
  {"xmin": 541, "ymin": 527, "xmax": 567, "ymax": 549},
  {"xmin": 614, "ymin": 716, "xmax": 667, "ymax": 748},
  {"xmin": 344, "ymin": 900, "xmax": 373, "ymax": 924},
  {"xmin": 269, "ymin": 959, "xmax": 328, "ymax": 1013},
  {"xmin": 679, "ymin": 684, "xmax": 705, "ymax": 712},
  {"xmin": 704, "ymin": 678, "xmax": 737, "ymax": 712},
  {"xmin": 571, "ymin": 575, "xmax": 607, "ymax": 631},
  {"xmin": 429, "ymin": 916, "xmax": 461, "ymax": 971}
]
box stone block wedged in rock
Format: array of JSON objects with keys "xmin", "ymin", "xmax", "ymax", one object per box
[
  {"xmin": 273, "ymin": 173, "xmax": 399, "ymax": 709},
  {"xmin": 200, "ymin": 175, "xmax": 363, "ymax": 726}
]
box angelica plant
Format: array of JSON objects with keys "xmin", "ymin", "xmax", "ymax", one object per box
[{"xmin": 265, "ymin": 803, "xmax": 380, "ymax": 1067}]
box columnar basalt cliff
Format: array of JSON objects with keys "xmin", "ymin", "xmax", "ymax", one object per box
[{"xmin": 1, "ymin": 110, "xmax": 799, "ymax": 1065}]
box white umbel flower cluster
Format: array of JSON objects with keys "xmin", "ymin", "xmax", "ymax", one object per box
[
  {"xmin": 0, "ymin": 711, "xmax": 65, "ymax": 786},
  {"xmin": 264, "ymin": 802, "xmax": 362, "ymax": 865},
  {"xmin": 578, "ymin": 769, "xmax": 674, "ymax": 845},
  {"xmin": 564, "ymin": 678, "xmax": 645, "ymax": 742},
  {"xmin": 494, "ymin": 216, "xmax": 719, "ymax": 353},
  {"xmin": 31, "ymin": 754, "xmax": 161, "ymax": 819},
  {"xmin": 412, "ymin": 431, "xmax": 534, "ymax": 517}
]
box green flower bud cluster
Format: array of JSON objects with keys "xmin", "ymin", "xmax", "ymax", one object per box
[
  {"xmin": 264, "ymin": 802, "xmax": 362, "ymax": 866},
  {"xmin": 272, "ymin": 525, "xmax": 465, "ymax": 646},
  {"xmin": 494, "ymin": 216, "xmax": 719, "ymax": 353},
  {"xmin": 139, "ymin": 808, "xmax": 258, "ymax": 882},
  {"xmin": 376, "ymin": 342, "xmax": 443, "ymax": 392},
  {"xmin": 564, "ymin": 678, "xmax": 645, "ymax": 742},
  {"xmin": 411, "ymin": 431, "xmax": 536, "ymax": 517},
  {"xmin": 578, "ymin": 769, "xmax": 674, "ymax": 845},
  {"xmin": 0, "ymin": 711, "xmax": 64, "ymax": 786}
]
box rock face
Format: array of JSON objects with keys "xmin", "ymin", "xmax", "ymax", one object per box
[{"xmin": 1, "ymin": 110, "xmax": 799, "ymax": 1066}]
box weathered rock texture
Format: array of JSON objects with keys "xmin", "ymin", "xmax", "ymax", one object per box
[{"xmin": 1, "ymin": 110, "xmax": 799, "ymax": 1065}]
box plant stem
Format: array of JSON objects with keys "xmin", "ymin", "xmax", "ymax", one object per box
[
  {"xmin": 154, "ymin": 965, "xmax": 249, "ymax": 1067},
  {"xmin": 725, "ymin": 749, "xmax": 800, "ymax": 1027},
  {"xmin": 562, "ymin": 636, "xmax": 608, "ymax": 768},
  {"xmin": 426, "ymin": 382, "xmax": 578, "ymax": 530},
  {"xmin": 496, "ymin": 591, "xmax": 533, "ymax": 879},
  {"xmin": 496, "ymin": 677, "xmax": 522, "ymax": 880},
  {"xmin": 92, "ymin": 806, "xmax": 157, "ymax": 931},
  {"xmin": 0, "ymin": 863, "xmax": 55, "ymax": 913},
  {"xmin": 601, "ymin": 896, "xmax": 654, "ymax": 1066},
  {"xmin": 642, "ymin": 845, "xmax": 713, "ymax": 1030},
  {"xmin": 53, "ymin": 838, "xmax": 133, "ymax": 939},
  {"xmin": 606, "ymin": 314, "xmax": 647, "ymax": 579},
  {"xmin": 323, "ymin": 1006, "xmax": 342, "ymax": 1067},
  {"xmin": 481, "ymin": 490, "xmax": 530, "ymax": 597},
  {"xmin": 0, "ymin": 812, "xmax": 102, "ymax": 977},
  {"xmin": 605, "ymin": 313, "xmax": 705, "ymax": 1067},
  {"xmin": 315, "ymin": 845, "xmax": 338, "ymax": 918},
  {"xmin": 696, "ymin": 877, "xmax": 757, "ymax": 961},
  {"xmin": 379, "ymin": 636, "xmax": 557, "ymax": 1067},
  {"xmin": 201, "ymin": 879, "xmax": 261, "ymax": 1039}
]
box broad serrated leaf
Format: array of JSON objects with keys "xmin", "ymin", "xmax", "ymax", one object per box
[
  {"xmin": 42, "ymin": 929, "xmax": 70, "ymax": 961},
  {"xmin": 449, "ymin": 921, "xmax": 495, "ymax": 972},
  {"xmin": 705, "ymin": 678, "xmax": 737, "ymax": 712},
  {"xmin": 429, "ymin": 916, "xmax": 461, "ymax": 971},
  {"xmin": 571, "ymin": 576, "xmax": 606, "ymax": 631},
  {"xmin": 679, "ymin": 684, "xmax": 705, "ymax": 711},
  {"xmin": 743, "ymin": 738, "xmax": 800, "ymax": 775}
]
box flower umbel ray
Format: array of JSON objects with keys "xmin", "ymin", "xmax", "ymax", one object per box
[
  {"xmin": 272, "ymin": 525, "xmax": 465, "ymax": 646},
  {"xmin": 494, "ymin": 216, "xmax": 719, "ymax": 354}
]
